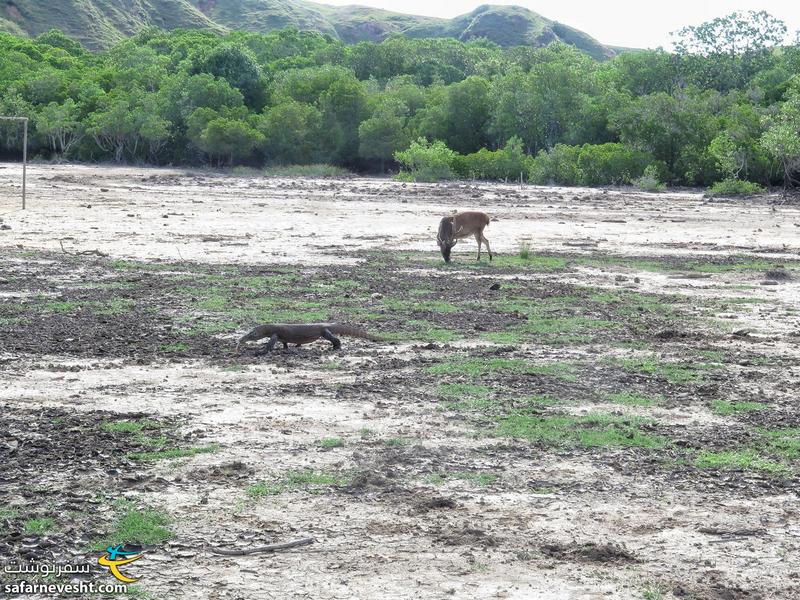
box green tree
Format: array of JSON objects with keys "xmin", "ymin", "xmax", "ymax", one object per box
[
  {"xmin": 761, "ymin": 86, "xmax": 800, "ymax": 188},
  {"xmin": 673, "ymin": 11, "xmax": 787, "ymax": 56},
  {"xmin": 35, "ymin": 99, "xmax": 83, "ymax": 155},
  {"xmin": 197, "ymin": 118, "xmax": 264, "ymax": 166},
  {"xmin": 260, "ymin": 101, "xmax": 324, "ymax": 165},
  {"xmin": 358, "ymin": 99, "xmax": 411, "ymax": 171},
  {"xmin": 319, "ymin": 75, "xmax": 369, "ymax": 165},
  {"xmin": 193, "ymin": 44, "xmax": 266, "ymax": 108}
]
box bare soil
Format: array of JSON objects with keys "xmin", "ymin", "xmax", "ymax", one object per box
[{"xmin": 1, "ymin": 163, "xmax": 799, "ymax": 599}]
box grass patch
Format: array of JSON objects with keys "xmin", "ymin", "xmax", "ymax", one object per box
[
  {"xmin": 759, "ymin": 428, "xmax": 800, "ymax": 459},
  {"xmin": 436, "ymin": 383, "xmax": 492, "ymax": 398},
  {"xmin": 495, "ymin": 255, "xmax": 568, "ymax": 271},
  {"xmin": 617, "ymin": 356, "xmax": 713, "ymax": 384},
  {"xmin": 24, "ymin": 517, "xmax": 55, "ymax": 534},
  {"xmin": 43, "ymin": 301, "xmax": 82, "ymax": 313},
  {"xmin": 129, "ymin": 444, "xmax": 219, "ymax": 461},
  {"xmin": 389, "ymin": 320, "xmax": 461, "ymax": 343},
  {"xmin": 642, "ymin": 582, "xmax": 667, "ymax": 600},
  {"xmin": 712, "ymin": 400, "xmax": 768, "ymax": 416},
  {"xmin": 186, "ymin": 320, "xmax": 238, "ymax": 336},
  {"xmin": 383, "ymin": 437, "xmax": 411, "ymax": 447},
  {"xmin": 92, "ymin": 503, "xmax": 171, "ymax": 549},
  {"xmin": 496, "ymin": 413, "xmax": 666, "ymax": 449},
  {"xmin": 481, "ymin": 331, "xmax": 524, "ymax": 343},
  {"xmin": 318, "ymin": 438, "xmax": 345, "ymax": 449},
  {"xmin": 429, "ymin": 357, "xmax": 576, "ymax": 380},
  {"xmin": 694, "ymin": 450, "xmax": 786, "ymax": 474},
  {"xmin": 161, "ymin": 342, "xmax": 188, "ymax": 353},
  {"xmin": 247, "ymin": 469, "xmax": 351, "ymax": 498},
  {"xmin": 0, "ymin": 506, "xmax": 19, "ymax": 520},
  {"xmin": 697, "ymin": 350, "xmax": 725, "ymax": 363},
  {"xmin": 101, "ymin": 419, "xmax": 162, "ymax": 434},
  {"xmin": 95, "ymin": 298, "xmax": 135, "ymax": 315}
]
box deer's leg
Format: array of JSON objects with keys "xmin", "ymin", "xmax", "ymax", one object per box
[
  {"xmin": 482, "ymin": 234, "xmax": 493, "ymax": 261},
  {"xmin": 474, "ymin": 232, "xmax": 483, "ymax": 261},
  {"xmin": 322, "ymin": 328, "xmax": 342, "ymax": 350}
]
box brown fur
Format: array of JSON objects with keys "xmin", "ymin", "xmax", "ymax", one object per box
[{"xmin": 437, "ymin": 211, "xmax": 492, "ymax": 263}]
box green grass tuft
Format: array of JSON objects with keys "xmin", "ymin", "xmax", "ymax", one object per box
[
  {"xmin": 129, "ymin": 444, "xmax": 219, "ymax": 461},
  {"xmin": 496, "ymin": 413, "xmax": 666, "ymax": 449},
  {"xmin": 93, "ymin": 504, "xmax": 171, "ymax": 549},
  {"xmin": 694, "ymin": 450, "xmax": 786, "ymax": 474},
  {"xmin": 24, "ymin": 518, "xmax": 55, "ymax": 534},
  {"xmin": 247, "ymin": 469, "xmax": 351, "ymax": 498},
  {"xmin": 712, "ymin": 400, "xmax": 768, "ymax": 416},
  {"xmin": 318, "ymin": 437, "xmax": 345, "ymax": 449}
]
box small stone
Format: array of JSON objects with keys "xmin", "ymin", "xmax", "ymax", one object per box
[{"xmin": 370, "ymin": 293, "xmax": 383, "ymax": 300}]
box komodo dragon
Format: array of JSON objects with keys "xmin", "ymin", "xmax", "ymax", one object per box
[{"xmin": 237, "ymin": 323, "xmax": 381, "ymax": 353}]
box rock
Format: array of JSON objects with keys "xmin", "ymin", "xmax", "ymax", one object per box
[
  {"xmin": 764, "ymin": 269, "xmax": 792, "ymax": 281},
  {"xmin": 370, "ymin": 293, "xmax": 383, "ymax": 300}
]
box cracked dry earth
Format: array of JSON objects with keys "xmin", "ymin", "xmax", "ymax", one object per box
[{"xmin": 1, "ymin": 163, "xmax": 800, "ymax": 599}]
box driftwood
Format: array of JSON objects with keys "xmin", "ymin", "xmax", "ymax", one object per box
[
  {"xmin": 210, "ymin": 538, "xmax": 314, "ymax": 556},
  {"xmin": 59, "ymin": 240, "xmax": 108, "ymax": 257}
]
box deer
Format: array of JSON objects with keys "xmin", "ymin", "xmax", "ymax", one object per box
[{"xmin": 437, "ymin": 211, "xmax": 493, "ymax": 263}]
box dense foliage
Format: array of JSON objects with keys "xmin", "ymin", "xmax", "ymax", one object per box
[{"xmin": 1, "ymin": 12, "xmax": 799, "ymax": 190}]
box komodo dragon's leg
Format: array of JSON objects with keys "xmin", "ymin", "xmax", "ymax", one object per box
[
  {"xmin": 265, "ymin": 334, "xmax": 280, "ymax": 353},
  {"xmin": 321, "ymin": 328, "xmax": 341, "ymax": 350}
]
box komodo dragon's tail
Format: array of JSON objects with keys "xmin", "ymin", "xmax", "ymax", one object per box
[{"xmin": 329, "ymin": 324, "xmax": 383, "ymax": 342}]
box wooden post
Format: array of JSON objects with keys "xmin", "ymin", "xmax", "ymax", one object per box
[{"xmin": 22, "ymin": 117, "xmax": 27, "ymax": 210}]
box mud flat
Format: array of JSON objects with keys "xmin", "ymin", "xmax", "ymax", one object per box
[{"xmin": 1, "ymin": 163, "xmax": 799, "ymax": 599}]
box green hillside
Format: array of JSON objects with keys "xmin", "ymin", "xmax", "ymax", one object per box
[{"xmin": 0, "ymin": 0, "xmax": 618, "ymax": 58}]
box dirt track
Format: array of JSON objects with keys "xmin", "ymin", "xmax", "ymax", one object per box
[{"xmin": 1, "ymin": 163, "xmax": 799, "ymax": 599}]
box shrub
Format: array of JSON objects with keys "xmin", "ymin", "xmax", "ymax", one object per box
[
  {"xmin": 529, "ymin": 144, "xmax": 582, "ymax": 185},
  {"xmin": 576, "ymin": 143, "xmax": 652, "ymax": 186},
  {"xmin": 394, "ymin": 138, "xmax": 457, "ymax": 182},
  {"xmin": 263, "ymin": 164, "xmax": 352, "ymax": 178},
  {"xmin": 529, "ymin": 143, "xmax": 652, "ymax": 186},
  {"xmin": 634, "ymin": 164, "xmax": 667, "ymax": 191},
  {"xmin": 454, "ymin": 137, "xmax": 532, "ymax": 181},
  {"xmin": 707, "ymin": 178, "xmax": 767, "ymax": 197}
]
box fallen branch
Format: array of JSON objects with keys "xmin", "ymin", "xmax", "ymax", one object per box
[
  {"xmin": 210, "ymin": 537, "xmax": 314, "ymax": 556},
  {"xmin": 59, "ymin": 240, "xmax": 108, "ymax": 257}
]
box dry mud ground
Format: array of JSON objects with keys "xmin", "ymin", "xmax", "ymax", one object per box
[{"xmin": 1, "ymin": 163, "xmax": 800, "ymax": 600}]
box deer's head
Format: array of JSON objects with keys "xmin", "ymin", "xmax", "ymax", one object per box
[{"xmin": 437, "ymin": 217, "xmax": 455, "ymax": 263}]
